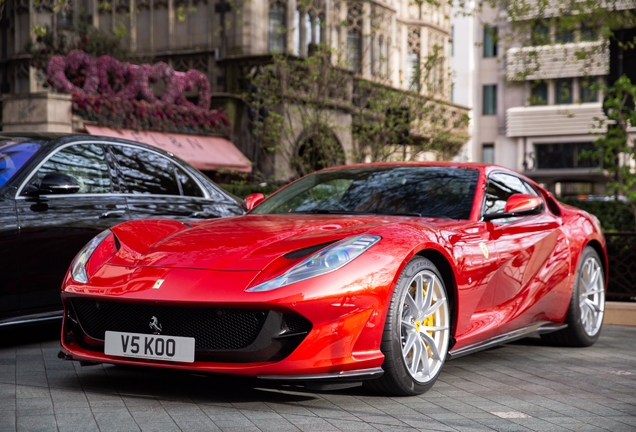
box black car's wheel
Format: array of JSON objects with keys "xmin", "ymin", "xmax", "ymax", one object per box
[
  {"xmin": 541, "ymin": 246, "xmax": 605, "ymax": 347},
  {"xmin": 366, "ymin": 256, "xmax": 450, "ymax": 396}
]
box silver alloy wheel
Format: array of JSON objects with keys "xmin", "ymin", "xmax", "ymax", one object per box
[
  {"xmin": 399, "ymin": 269, "xmax": 449, "ymax": 383},
  {"xmin": 579, "ymin": 255, "xmax": 605, "ymax": 337}
]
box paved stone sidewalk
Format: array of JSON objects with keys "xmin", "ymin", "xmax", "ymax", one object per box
[{"xmin": 0, "ymin": 324, "xmax": 634, "ymax": 432}]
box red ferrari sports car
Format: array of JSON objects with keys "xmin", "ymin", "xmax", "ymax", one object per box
[{"xmin": 59, "ymin": 163, "xmax": 606, "ymax": 395}]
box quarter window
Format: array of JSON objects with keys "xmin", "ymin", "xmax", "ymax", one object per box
[
  {"xmin": 483, "ymin": 172, "xmax": 541, "ymax": 217},
  {"xmin": 27, "ymin": 144, "xmax": 111, "ymax": 194}
]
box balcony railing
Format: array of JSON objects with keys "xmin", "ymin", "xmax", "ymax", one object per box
[{"xmin": 506, "ymin": 41, "xmax": 608, "ymax": 81}]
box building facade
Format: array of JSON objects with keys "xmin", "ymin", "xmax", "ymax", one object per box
[
  {"xmin": 1, "ymin": 0, "xmax": 470, "ymax": 180},
  {"xmin": 451, "ymin": 1, "xmax": 627, "ymax": 198}
]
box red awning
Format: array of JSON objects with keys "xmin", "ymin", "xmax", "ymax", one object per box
[{"xmin": 85, "ymin": 126, "xmax": 252, "ymax": 173}]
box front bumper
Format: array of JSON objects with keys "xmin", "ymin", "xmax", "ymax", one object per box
[{"xmin": 60, "ymin": 257, "xmax": 395, "ymax": 376}]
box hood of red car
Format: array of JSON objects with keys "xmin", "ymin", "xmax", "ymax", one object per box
[{"xmin": 110, "ymin": 214, "xmax": 398, "ymax": 271}]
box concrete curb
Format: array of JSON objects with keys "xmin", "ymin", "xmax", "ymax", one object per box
[{"xmin": 605, "ymin": 301, "xmax": 636, "ymax": 326}]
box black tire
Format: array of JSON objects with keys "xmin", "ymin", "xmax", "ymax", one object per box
[
  {"xmin": 541, "ymin": 246, "xmax": 605, "ymax": 347},
  {"xmin": 365, "ymin": 256, "xmax": 451, "ymax": 396}
]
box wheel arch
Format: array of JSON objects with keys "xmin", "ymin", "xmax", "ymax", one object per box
[
  {"xmin": 416, "ymin": 248, "xmax": 458, "ymax": 348},
  {"xmin": 584, "ymin": 238, "xmax": 608, "ymax": 287}
]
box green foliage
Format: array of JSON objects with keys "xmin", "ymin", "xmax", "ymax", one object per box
[
  {"xmin": 26, "ymin": 11, "xmax": 131, "ymax": 71},
  {"xmin": 217, "ymin": 183, "xmax": 281, "ymax": 199},
  {"xmin": 582, "ymin": 75, "xmax": 636, "ymax": 231},
  {"xmin": 559, "ymin": 198, "xmax": 635, "ymax": 233}
]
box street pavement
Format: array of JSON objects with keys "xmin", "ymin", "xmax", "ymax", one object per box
[{"xmin": 0, "ymin": 324, "xmax": 635, "ymax": 432}]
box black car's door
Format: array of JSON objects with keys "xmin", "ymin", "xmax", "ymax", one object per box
[
  {"xmin": 15, "ymin": 142, "xmax": 129, "ymax": 313},
  {"xmin": 0, "ymin": 193, "xmax": 19, "ymax": 317},
  {"xmin": 108, "ymin": 144, "xmax": 231, "ymax": 221}
]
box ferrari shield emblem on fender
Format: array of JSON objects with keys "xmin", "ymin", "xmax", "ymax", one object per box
[
  {"xmin": 153, "ymin": 279, "xmax": 165, "ymax": 289},
  {"xmin": 479, "ymin": 242, "xmax": 489, "ymax": 259}
]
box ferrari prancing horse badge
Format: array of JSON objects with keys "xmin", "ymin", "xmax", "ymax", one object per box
[{"xmin": 479, "ymin": 242, "xmax": 489, "ymax": 259}]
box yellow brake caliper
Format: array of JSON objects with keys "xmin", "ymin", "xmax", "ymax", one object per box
[{"xmin": 422, "ymin": 282, "xmax": 435, "ymax": 358}]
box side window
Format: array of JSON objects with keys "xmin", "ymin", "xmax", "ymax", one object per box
[
  {"xmin": 111, "ymin": 145, "xmax": 181, "ymax": 196},
  {"xmin": 175, "ymin": 165, "xmax": 204, "ymax": 198},
  {"xmin": 25, "ymin": 144, "xmax": 110, "ymax": 194},
  {"xmin": 483, "ymin": 172, "xmax": 540, "ymax": 216}
]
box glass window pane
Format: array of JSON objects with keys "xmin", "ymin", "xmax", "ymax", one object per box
[
  {"xmin": 531, "ymin": 21, "xmax": 550, "ymax": 45},
  {"xmin": 482, "ymin": 144, "xmax": 494, "ymax": 164},
  {"xmin": 581, "ymin": 25, "xmax": 598, "ymax": 42},
  {"xmin": 251, "ymin": 166, "xmax": 480, "ymax": 220},
  {"xmin": 580, "ymin": 77, "xmax": 598, "ymax": 102},
  {"xmin": 556, "ymin": 78, "xmax": 573, "ymax": 104},
  {"xmin": 483, "ymin": 26, "xmax": 497, "ymax": 57},
  {"xmin": 175, "ymin": 165, "xmax": 204, "ymax": 197},
  {"xmin": 32, "ymin": 144, "xmax": 110, "ymax": 194},
  {"xmin": 406, "ymin": 51, "xmax": 420, "ymax": 90},
  {"xmin": 0, "ymin": 141, "xmax": 41, "ymax": 188},
  {"xmin": 294, "ymin": 9, "xmax": 301, "ymax": 55},
  {"xmin": 483, "ymin": 85, "xmax": 497, "ymax": 115},
  {"xmin": 111, "ymin": 145, "xmax": 181, "ymax": 195},
  {"xmin": 531, "ymin": 80, "xmax": 548, "ymax": 105},
  {"xmin": 347, "ymin": 30, "xmax": 362, "ymax": 73},
  {"xmin": 269, "ymin": 2, "xmax": 287, "ymax": 53},
  {"xmin": 484, "ymin": 173, "xmax": 540, "ymax": 215}
]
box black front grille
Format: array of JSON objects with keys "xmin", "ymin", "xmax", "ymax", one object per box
[{"xmin": 71, "ymin": 298, "xmax": 267, "ymax": 350}]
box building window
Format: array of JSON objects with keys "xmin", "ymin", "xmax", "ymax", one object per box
[
  {"xmin": 377, "ymin": 35, "xmax": 383, "ymax": 76},
  {"xmin": 580, "ymin": 24, "xmax": 598, "ymax": 42},
  {"xmin": 531, "ymin": 20, "xmax": 550, "ymax": 46},
  {"xmin": 347, "ymin": 30, "xmax": 362, "ymax": 73},
  {"xmin": 370, "ymin": 33, "xmax": 375, "ymax": 76},
  {"xmin": 482, "ymin": 144, "xmax": 494, "ymax": 164},
  {"xmin": 386, "ymin": 38, "xmax": 391, "ymax": 76},
  {"xmin": 294, "ymin": 9, "xmax": 301, "ymax": 55},
  {"xmin": 483, "ymin": 25, "xmax": 497, "ymax": 57},
  {"xmin": 269, "ymin": 2, "xmax": 287, "ymax": 53},
  {"xmin": 555, "ymin": 18, "xmax": 574, "ymax": 44},
  {"xmin": 580, "ymin": 77, "xmax": 598, "ymax": 102},
  {"xmin": 407, "ymin": 29, "xmax": 421, "ymax": 90},
  {"xmin": 483, "ymin": 85, "xmax": 497, "ymax": 115},
  {"xmin": 406, "ymin": 52, "xmax": 420, "ymax": 90},
  {"xmin": 535, "ymin": 142, "xmax": 599, "ymax": 169},
  {"xmin": 451, "ymin": 26, "xmax": 454, "ymax": 57},
  {"xmin": 530, "ymin": 80, "xmax": 548, "ymax": 105},
  {"xmin": 556, "ymin": 78, "xmax": 573, "ymax": 104}
]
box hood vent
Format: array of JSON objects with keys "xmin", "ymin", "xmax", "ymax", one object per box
[{"xmin": 283, "ymin": 240, "xmax": 339, "ymax": 260}]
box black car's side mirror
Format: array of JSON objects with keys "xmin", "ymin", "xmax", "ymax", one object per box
[{"xmin": 24, "ymin": 173, "xmax": 81, "ymax": 196}]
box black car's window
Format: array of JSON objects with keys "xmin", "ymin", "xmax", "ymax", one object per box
[
  {"xmin": 111, "ymin": 145, "xmax": 182, "ymax": 196},
  {"xmin": 251, "ymin": 166, "xmax": 480, "ymax": 220},
  {"xmin": 175, "ymin": 165, "xmax": 204, "ymax": 197},
  {"xmin": 483, "ymin": 172, "xmax": 542, "ymax": 217},
  {"xmin": 0, "ymin": 141, "xmax": 41, "ymax": 188},
  {"xmin": 26, "ymin": 143, "xmax": 110, "ymax": 194}
]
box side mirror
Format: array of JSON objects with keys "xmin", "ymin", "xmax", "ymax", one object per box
[
  {"xmin": 39, "ymin": 173, "xmax": 80, "ymax": 195},
  {"xmin": 243, "ymin": 193, "xmax": 265, "ymax": 211},
  {"xmin": 504, "ymin": 194, "xmax": 543, "ymax": 213},
  {"xmin": 483, "ymin": 193, "xmax": 543, "ymax": 221}
]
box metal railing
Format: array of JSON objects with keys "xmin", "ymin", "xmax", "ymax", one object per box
[{"xmin": 605, "ymin": 232, "xmax": 636, "ymax": 301}]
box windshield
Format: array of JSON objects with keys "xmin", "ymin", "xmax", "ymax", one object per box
[
  {"xmin": 0, "ymin": 141, "xmax": 42, "ymax": 188},
  {"xmin": 252, "ymin": 165, "xmax": 480, "ymax": 220}
]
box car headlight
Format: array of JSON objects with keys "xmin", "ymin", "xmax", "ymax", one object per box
[
  {"xmin": 246, "ymin": 234, "xmax": 381, "ymax": 292},
  {"xmin": 71, "ymin": 229, "xmax": 112, "ymax": 284}
]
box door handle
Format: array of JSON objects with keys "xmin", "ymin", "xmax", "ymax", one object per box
[{"xmin": 100, "ymin": 210, "xmax": 126, "ymax": 219}]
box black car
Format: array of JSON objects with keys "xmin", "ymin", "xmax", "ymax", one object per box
[{"xmin": 0, "ymin": 133, "xmax": 244, "ymax": 327}]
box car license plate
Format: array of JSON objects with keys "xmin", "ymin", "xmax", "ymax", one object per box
[{"xmin": 104, "ymin": 331, "xmax": 195, "ymax": 363}]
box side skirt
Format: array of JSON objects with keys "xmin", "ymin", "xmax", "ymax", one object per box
[{"xmin": 448, "ymin": 321, "xmax": 568, "ymax": 359}]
